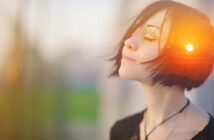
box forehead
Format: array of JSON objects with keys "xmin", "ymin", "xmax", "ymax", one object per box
[
  {"xmin": 134, "ymin": 9, "xmax": 171, "ymax": 35},
  {"xmin": 144, "ymin": 9, "xmax": 170, "ymax": 27},
  {"xmin": 136, "ymin": 9, "xmax": 171, "ymax": 51}
]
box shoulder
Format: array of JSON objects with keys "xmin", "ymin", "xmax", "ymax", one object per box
[
  {"xmin": 110, "ymin": 109, "xmax": 145, "ymax": 140},
  {"xmin": 207, "ymin": 113, "xmax": 214, "ymax": 139},
  {"xmin": 185, "ymin": 102, "xmax": 210, "ymax": 129},
  {"xmin": 112, "ymin": 110, "xmax": 144, "ymax": 126},
  {"xmin": 191, "ymin": 113, "xmax": 214, "ymax": 140}
]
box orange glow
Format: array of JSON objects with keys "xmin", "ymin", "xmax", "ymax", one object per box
[{"xmin": 186, "ymin": 44, "xmax": 194, "ymax": 52}]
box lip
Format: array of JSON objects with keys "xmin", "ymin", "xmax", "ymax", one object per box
[{"xmin": 122, "ymin": 55, "xmax": 136, "ymax": 62}]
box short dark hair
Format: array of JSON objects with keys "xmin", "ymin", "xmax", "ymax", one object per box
[{"xmin": 108, "ymin": 0, "xmax": 214, "ymax": 91}]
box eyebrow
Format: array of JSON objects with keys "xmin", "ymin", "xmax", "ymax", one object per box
[{"xmin": 146, "ymin": 24, "xmax": 160, "ymax": 30}]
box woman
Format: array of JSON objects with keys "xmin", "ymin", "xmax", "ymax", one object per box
[{"xmin": 109, "ymin": 0, "xmax": 214, "ymax": 140}]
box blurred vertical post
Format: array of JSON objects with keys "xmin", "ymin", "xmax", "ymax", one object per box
[{"xmin": 0, "ymin": 0, "xmax": 25, "ymax": 140}]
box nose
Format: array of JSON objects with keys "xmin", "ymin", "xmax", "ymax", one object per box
[{"xmin": 124, "ymin": 37, "xmax": 139, "ymax": 50}]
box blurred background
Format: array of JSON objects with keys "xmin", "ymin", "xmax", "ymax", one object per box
[{"xmin": 0, "ymin": 0, "xmax": 214, "ymax": 140}]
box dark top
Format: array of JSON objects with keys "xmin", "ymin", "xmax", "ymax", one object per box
[{"xmin": 110, "ymin": 109, "xmax": 214, "ymax": 140}]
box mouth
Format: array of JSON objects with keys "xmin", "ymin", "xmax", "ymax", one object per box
[{"xmin": 122, "ymin": 55, "xmax": 136, "ymax": 62}]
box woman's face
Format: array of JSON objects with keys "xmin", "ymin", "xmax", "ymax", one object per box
[{"xmin": 119, "ymin": 10, "xmax": 171, "ymax": 83}]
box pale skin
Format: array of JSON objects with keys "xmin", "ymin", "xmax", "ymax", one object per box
[{"xmin": 119, "ymin": 10, "xmax": 210, "ymax": 140}]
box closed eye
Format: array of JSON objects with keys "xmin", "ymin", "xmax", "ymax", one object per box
[{"xmin": 144, "ymin": 36, "xmax": 158, "ymax": 42}]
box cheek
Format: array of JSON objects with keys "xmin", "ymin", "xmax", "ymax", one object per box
[
  {"xmin": 118, "ymin": 42, "xmax": 159, "ymax": 82},
  {"xmin": 137, "ymin": 43, "xmax": 159, "ymax": 62}
]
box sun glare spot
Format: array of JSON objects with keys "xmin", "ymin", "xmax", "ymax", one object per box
[{"xmin": 186, "ymin": 44, "xmax": 194, "ymax": 52}]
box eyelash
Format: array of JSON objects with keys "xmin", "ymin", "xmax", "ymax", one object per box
[{"xmin": 144, "ymin": 36, "xmax": 158, "ymax": 42}]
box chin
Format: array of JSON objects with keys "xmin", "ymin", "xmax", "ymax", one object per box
[
  {"xmin": 119, "ymin": 66, "xmax": 152, "ymax": 83},
  {"xmin": 119, "ymin": 67, "xmax": 142, "ymax": 81}
]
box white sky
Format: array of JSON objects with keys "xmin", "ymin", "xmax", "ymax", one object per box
[
  {"xmin": 29, "ymin": 0, "xmax": 121, "ymax": 61},
  {"xmin": 1, "ymin": 0, "xmax": 213, "ymax": 62}
]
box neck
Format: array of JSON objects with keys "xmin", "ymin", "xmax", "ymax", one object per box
[{"xmin": 141, "ymin": 82, "xmax": 188, "ymax": 128}]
